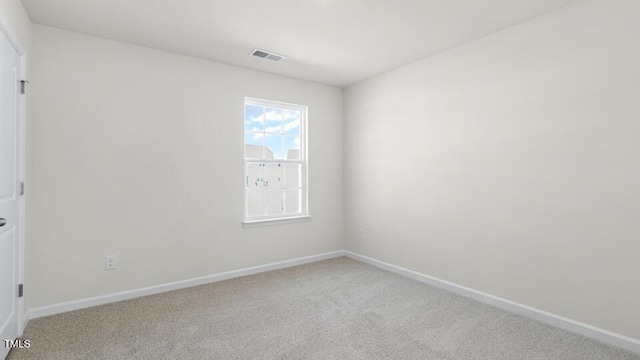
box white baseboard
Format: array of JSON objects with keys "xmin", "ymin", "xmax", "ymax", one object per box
[
  {"xmin": 25, "ymin": 249, "xmax": 640, "ymax": 355},
  {"xmin": 21, "ymin": 311, "xmax": 30, "ymax": 336},
  {"xmin": 344, "ymin": 251, "xmax": 640, "ymax": 355},
  {"xmin": 28, "ymin": 250, "xmax": 345, "ymax": 320}
]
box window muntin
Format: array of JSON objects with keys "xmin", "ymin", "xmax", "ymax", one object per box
[{"xmin": 244, "ymin": 98, "xmax": 307, "ymax": 222}]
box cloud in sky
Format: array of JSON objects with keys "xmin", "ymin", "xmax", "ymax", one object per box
[
  {"xmin": 263, "ymin": 120, "xmax": 299, "ymax": 134},
  {"xmin": 264, "ymin": 124, "xmax": 281, "ymax": 133},
  {"xmin": 248, "ymin": 107, "xmax": 300, "ymax": 134},
  {"xmin": 283, "ymin": 119, "xmax": 300, "ymax": 133},
  {"xmin": 245, "ymin": 104, "xmax": 264, "ymax": 123},
  {"xmin": 264, "ymin": 108, "xmax": 283, "ymax": 122},
  {"xmin": 246, "ymin": 105, "xmax": 302, "ymax": 157}
]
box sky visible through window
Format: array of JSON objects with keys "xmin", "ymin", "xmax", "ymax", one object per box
[
  {"xmin": 245, "ymin": 104, "xmax": 301, "ymax": 159},
  {"xmin": 244, "ymin": 99, "xmax": 306, "ymax": 220}
]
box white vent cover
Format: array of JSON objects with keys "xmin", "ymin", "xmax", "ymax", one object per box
[{"xmin": 250, "ymin": 48, "xmax": 286, "ymax": 62}]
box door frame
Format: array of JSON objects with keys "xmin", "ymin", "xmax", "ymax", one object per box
[{"xmin": 0, "ymin": 14, "xmax": 27, "ymax": 336}]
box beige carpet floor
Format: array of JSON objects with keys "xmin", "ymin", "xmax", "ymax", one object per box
[{"xmin": 7, "ymin": 257, "xmax": 640, "ymax": 360}]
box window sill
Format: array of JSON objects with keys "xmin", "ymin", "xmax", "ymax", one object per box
[{"xmin": 243, "ymin": 215, "xmax": 311, "ymax": 228}]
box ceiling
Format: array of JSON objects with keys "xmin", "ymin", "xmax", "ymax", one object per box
[{"xmin": 21, "ymin": 0, "xmax": 582, "ymax": 87}]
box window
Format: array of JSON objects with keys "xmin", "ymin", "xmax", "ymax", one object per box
[{"xmin": 244, "ymin": 98, "xmax": 308, "ymax": 225}]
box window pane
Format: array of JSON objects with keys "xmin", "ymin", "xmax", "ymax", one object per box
[
  {"xmin": 266, "ymin": 191, "xmax": 284, "ymax": 216},
  {"xmin": 285, "ymin": 164, "xmax": 301, "ymax": 188},
  {"xmin": 264, "ymin": 107, "xmax": 283, "ymax": 133},
  {"xmin": 284, "ymin": 135, "xmax": 300, "ymax": 160},
  {"xmin": 246, "ymin": 163, "xmax": 265, "ymax": 189},
  {"xmin": 266, "ymin": 163, "xmax": 284, "ymax": 189},
  {"xmin": 245, "ymin": 104, "xmax": 264, "ymax": 132},
  {"xmin": 285, "ymin": 189, "xmax": 301, "ymax": 214},
  {"xmin": 283, "ymin": 109, "xmax": 300, "ymax": 135},
  {"xmin": 245, "ymin": 133, "xmax": 264, "ymax": 158},
  {"xmin": 244, "ymin": 99, "xmax": 307, "ymax": 221},
  {"xmin": 265, "ymin": 134, "xmax": 284, "ymax": 159},
  {"xmin": 247, "ymin": 190, "xmax": 266, "ymax": 217}
]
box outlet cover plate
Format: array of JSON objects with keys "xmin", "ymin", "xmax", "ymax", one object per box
[{"xmin": 105, "ymin": 255, "xmax": 117, "ymax": 270}]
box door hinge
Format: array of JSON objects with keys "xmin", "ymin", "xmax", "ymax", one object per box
[
  {"xmin": 20, "ymin": 80, "xmax": 29, "ymax": 95},
  {"xmin": 20, "ymin": 182, "xmax": 25, "ymax": 196},
  {"xmin": 18, "ymin": 284, "xmax": 23, "ymax": 298}
]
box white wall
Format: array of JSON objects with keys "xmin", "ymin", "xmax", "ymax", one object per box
[
  {"xmin": 29, "ymin": 25, "xmax": 343, "ymax": 309},
  {"xmin": 0, "ymin": 0, "xmax": 31, "ymax": 50},
  {"xmin": 344, "ymin": 0, "xmax": 640, "ymax": 340}
]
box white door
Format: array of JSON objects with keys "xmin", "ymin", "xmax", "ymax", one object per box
[{"xmin": 0, "ymin": 27, "xmax": 22, "ymax": 360}]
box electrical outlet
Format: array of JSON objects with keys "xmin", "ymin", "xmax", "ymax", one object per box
[
  {"xmin": 105, "ymin": 255, "xmax": 117, "ymax": 270},
  {"xmin": 357, "ymin": 228, "xmax": 365, "ymax": 240}
]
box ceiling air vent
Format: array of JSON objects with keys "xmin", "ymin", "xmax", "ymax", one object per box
[{"xmin": 250, "ymin": 48, "xmax": 286, "ymax": 62}]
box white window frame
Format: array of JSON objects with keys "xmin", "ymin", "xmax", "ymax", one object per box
[{"xmin": 243, "ymin": 97, "xmax": 309, "ymax": 227}]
